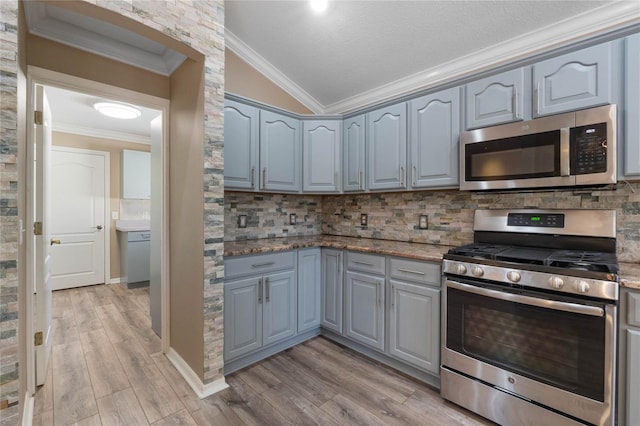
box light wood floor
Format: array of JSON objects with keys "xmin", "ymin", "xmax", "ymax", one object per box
[{"xmin": 33, "ymin": 283, "xmax": 493, "ymax": 426}]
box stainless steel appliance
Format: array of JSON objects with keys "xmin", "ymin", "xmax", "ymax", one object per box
[
  {"xmin": 441, "ymin": 209, "xmax": 619, "ymax": 426},
  {"xmin": 460, "ymin": 105, "xmax": 617, "ymax": 191}
]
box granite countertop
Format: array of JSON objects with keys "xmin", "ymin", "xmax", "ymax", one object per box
[
  {"xmin": 225, "ymin": 235, "xmax": 640, "ymax": 289},
  {"xmin": 224, "ymin": 235, "xmax": 453, "ymax": 263}
]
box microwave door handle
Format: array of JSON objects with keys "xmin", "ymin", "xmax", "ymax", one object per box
[
  {"xmin": 446, "ymin": 280, "xmax": 604, "ymax": 317},
  {"xmin": 560, "ymin": 128, "xmax": 571, "ymax": 176}
]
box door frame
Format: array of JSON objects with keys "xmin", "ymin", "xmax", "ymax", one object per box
[
  {"xmin": 25, "ymin": 66, "xmax": 171, "ymax": 395},
  {"xmin": 50, "ymin": 145, "xmax": 111, "ymax": 289}
]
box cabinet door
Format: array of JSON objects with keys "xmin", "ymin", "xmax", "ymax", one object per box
[
  {"xmin": 263, "ymin": 269, "xmax": 297, "ymax": 346},
  {"xmin": 260, "ymin": 110, "xmax": 301, "ymax": 192},
  {"xmin": 122, "ymin": 150, "xmax": 151, "ymax": 199},
  {"xmin": 298, "ymin": 248, "xmax": 321, "ymax": 333},
  {"xmin": 224, "ymin": 100, "xmax": 259, "ymax": 190},
  {"xmin": 367, "ymin": 103, "xmax": 407, "ymax": 190},
  {"xmin": 224, "ymin": 277, "xmax": 262, "ymax": 360},
  {"xmin": 465, "ymin": 68, "xmax": 527, "ymax": 129},
  {"xmin": 343, "ymin": 115, "xmax": 366, "ymax": 192},
  {"xmin": 345, "ymin": 271, "xmax": 384, "ymax": 351},
  {"xmin": 410, "ymin": 87, "xmax": 460, "ymax": 188},
  {"xmin": 389, "ymin": 280, "xmax": 440, "ymax": 374},
  {"xmin": 303, "ymin": 120, "xmax": 341, "ymax": 192},
  {"xmin": 321, "ymin": 249, "xmax": 343, "ymax": 334},
  {"xmin": 533, "ymin": 43, "xmax": 612, "ymax": 117},
  {"xmin": 624, "ymin": 34, "xmax": 640, "ymax": 177},
  {"xmin": 628, "ymin": 329, "xmax": 640, "ymax": 426}
]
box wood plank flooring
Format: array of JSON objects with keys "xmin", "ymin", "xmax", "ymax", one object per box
[{"xmin": 33, "ymin": 283, "xmax": 493, "ymax": 426}]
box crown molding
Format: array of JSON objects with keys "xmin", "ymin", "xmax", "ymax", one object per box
[
  {"xmin": 225, "ymin": 29, "xmax": 326, "ymax": 114},
  {"xmin": 53, "ymin": 122, "xmax": 151, "ymax": 145},
  {"xmin": 226, "ymin": 2, "xmax": 639, "ymax": 115}
]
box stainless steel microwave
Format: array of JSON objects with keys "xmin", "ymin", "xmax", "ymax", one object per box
[{"xmin": 460, "ymin": 104, "xmax": 617, "ymax": 191}]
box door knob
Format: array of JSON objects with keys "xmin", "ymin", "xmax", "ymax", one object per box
[
  {"xmin": 50, "ymin": 239, "xmax": 61, "ymax": 246},
  {"xmin": 96, "ymin": 225, "xmax": 103, "ymax": 230}
]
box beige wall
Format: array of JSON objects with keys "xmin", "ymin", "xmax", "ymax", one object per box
[
  {"xmin": 27, "ymin": 34, "xmax": 170, "ymax": 100},
  {"xmin": 169, "ymin": 58, "xmax": 205, "ymax": 378},
  {"xmin": 225, "ymin": 48, "xmax": 313, "ymax": 114},
  {"xmin": 51, "ymin": 132, "xmax": 150, "ymax": 281}
]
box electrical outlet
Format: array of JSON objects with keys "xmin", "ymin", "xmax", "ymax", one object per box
[
  {"xmin": 289, "ymin": 213, "xmax": 297, "ymax": 225},
  {"xmin": 360, "ymin": 213, "xmax": 368, "ymax": 226},
  {"xmin": 419, "ymin": 214, "xmax": 428, "ymax": 229},
  {"xmin": 238, "ymin": 215, "xmax": 247, "ymax": 228}
]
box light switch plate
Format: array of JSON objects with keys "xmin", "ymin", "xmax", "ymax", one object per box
[{"xmin": 112, "ymin": 211, "xmax": 119, "ymax": 220}]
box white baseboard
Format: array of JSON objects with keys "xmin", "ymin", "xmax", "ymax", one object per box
[
  {"xmin": 166, "ymin": 347, "xmax": 228, "ymax": 399},
  {"xmin": 109, "ymin": 277, "xmax": 121, "ymax": 284},
  {"xmin": 22, "ymin": 391, "xmax": 34, "ymax": 426}
]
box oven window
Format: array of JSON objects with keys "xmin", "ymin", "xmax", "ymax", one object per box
[
  {"xmin": 465, "ymin": 130, "xmax": 560, "ymax": 181},
  {"xmin": 446, "ymin": 286, "xmax": 605, "ymax": 401}
]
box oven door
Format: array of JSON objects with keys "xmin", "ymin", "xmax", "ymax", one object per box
[{"xmin": 442, "ymin": 278, "xmax": 616, "ymax": 426}]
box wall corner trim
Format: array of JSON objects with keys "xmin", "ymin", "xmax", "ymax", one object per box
[
  {"xmin": 166, "ymin": 347, "xmax": 229, "ymax": 399},
  {"xmin": 21, "ymin": 392, "xmax": 34, "ymax": 426}
]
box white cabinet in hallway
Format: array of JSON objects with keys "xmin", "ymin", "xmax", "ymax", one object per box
[{"xmin": 122, "ymin": 149, "xmax": 151, "ymax": 199}]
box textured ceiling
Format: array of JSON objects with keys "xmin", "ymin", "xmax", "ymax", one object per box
[{"xmin": 226, "ymin": 0, "xmax": 628, "ymax": 112}]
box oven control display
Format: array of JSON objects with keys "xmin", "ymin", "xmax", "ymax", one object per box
[{"xmin": 507, "ymin": 213, "xmax": 565, "ymax": 228}]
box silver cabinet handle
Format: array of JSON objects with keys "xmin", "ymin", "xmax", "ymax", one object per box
[
  {"xmin": 252, "ymin": 261, "xmax": 275, "ymax": 268},
  {"xmin": 251, "ymin": 166, "xmax": 255, "ymax": 188},
  {"xmin": 359, "ymin": 170, "xmax": 363, "ymax": 190},
  {"xmin": 353, "ymin": 260, "xmax": 374, "ymax": 266},
  {"xmin": 262, "ymin": 168, "xmax": 266, "ymax": 189},
  {"xmin": 265, "ymin": 277, "xmax": 270, "ymax": 302},
  {"xmin": 258, "ymin": 278, "xmax": 263, "ymax": 304},
  {"xmin": 335, "ymin": 171, "xmax": 339, "ymax": 191},
  {"xmin": 397, "ymin": 268, "xmax": 425, "ymax": 276},
  {"xmin": 535, "ymin": 82, "xmax": 540, "ymax": 116},
  {"xmin": 400, "ymin": 165, "xmax": 405, "ymax": 187},
  {"xmin": 513, "ymin": 88, "xmax": 520, "ymax": 119},
  {"xmin": 391, "ymin": 284, "xmax": 395, "ymax": 309},
  {"xmin": 412, "ymin": 165, "xmax": 417, "ymax": 186}
]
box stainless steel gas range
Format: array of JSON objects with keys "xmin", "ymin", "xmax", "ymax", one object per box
[{"xmin": 441, "ymin": 209, "xmax": 619, "ymax": 426}]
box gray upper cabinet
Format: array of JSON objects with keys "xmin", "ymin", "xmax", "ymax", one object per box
[
  {"xmin": 409, "ymin": 87, "xmax": 460, "ymax": 188},
  {"xmin": 624, "ymin": 34, "xmax": 640, "ymax": 178},
  {"xmin": 224, "ymin": 100, "xmax": 259, "ymax": 190},
  {"xmin": 260, "ymin": 110, "xmax": 301, "ymax": 192},
  {"xmin": 345, "ymin": 270, "xmax": 385, "ymax": 351},
  {"xmin": 533, "ymin": 42, "xmax": 612, "ymax": 117},
  {"xmin": 303, "ymin": 120, "xmax": 342, "ymax": 192},
  {"xmin": 298, "ymin": 248, "xmax": 321, "ymax": 333},
  {"xmin": 343, "ymin": 115, "xmax": 366, "ymax": 192},
  {"xmin": 465, "ymin": 68, "xmax": 528, "ymax": 129},
  {"xmin": 224, "ymin": 276, "xmax": 262, "ymax": 360},
  {"xmin": 367, "ymin": 103, "xmax": 407, "ymax": 190},
  {"xmin": 321, "ymin": 249, "xmax": 343, "ymax": 334},
  {"xmin": 262, "ymin": 269, "xmax": 297, "ymax": 346}
]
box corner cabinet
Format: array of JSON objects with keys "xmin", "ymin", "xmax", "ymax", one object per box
[
  {"xmin": 298, "ymin": 248, "xmax": 321, "ymax": 333},
  {"xmin": 320, "ymin": 249, "xmax": 343, "ymax": 334},
  {"xmin": 532, "ymin": 42, "xmax": 612, "ymax": 117},
  {"xmin": 367, "ymin": 103, "xmax": 407, "ymax": 190},
  {"xmin": 343, "ymin": 115, "xmax": 366, "ymax": 192},
  {"xmin": 624, "ymin": 34, "xmax": 640, "ymax": 178},
  {"xmin": 302, "ymin": 120, "xmax": 341, "ymax": 192},
  {"xmin": 224, "ymin": 100, "xmax": 259, "ymax": 191},
  {"xmin": 465, "ymin": 68, "xmax": 528, "ymax": 129},
  {"xmin": 260, "ymin": 110, "xmax": 301, "ymax": 192},
  {"xmin": 409, "ymin": 87, "xmax": 460, "ymax": 188}
]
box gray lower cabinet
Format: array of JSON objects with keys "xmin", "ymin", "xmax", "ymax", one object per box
[
  {"xmin": 224, "ymin": 276, "xmax": 262, "ymax": 360},
  {"xmin": 118, "ymin": 230, "xmax": 150, "ymax": 287},
  {"xmin": 298, "ymin": 248, "xmax": 321, "ymax": 333},
  {"xmin": 262, "ymin": 270, "xmax": 297, "ymax": 346},
  {"xmin": 321, "ymin": 249, "xmax": 343, "ymax": 334},
  {"xmin": 345, "ymin": 271, "xmax": 385, "ymax": 351},
  {"xmin": 619, "ymin": 288, "xmax": 640, "ymax": 426}
]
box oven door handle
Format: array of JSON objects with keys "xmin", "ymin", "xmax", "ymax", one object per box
[{"xmin": 447, "ymin": 280, "xmax": 604, "ymax": 317}]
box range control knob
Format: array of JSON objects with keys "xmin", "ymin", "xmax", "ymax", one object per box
[
  {"xmin": 471, "ymin": 266, "xmax": 484, "ymax": 277},
  {"xmin": 507, "ymin": 271, "xmax": 521, "ymax": 283},
  {"xmin": 456, "ymin": 264, "xmax": 468, "ymax": 275},
  {"xmin": 548, "ymin": 276, "xmax": 564, "ymax": 289},
  {"xmin": 577, "ymin": 280, "xmax": 591, "ymax": 293}
]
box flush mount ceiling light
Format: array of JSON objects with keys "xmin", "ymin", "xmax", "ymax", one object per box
[
  {"xmin": 310, "ymin": 0, "xmax": 328, "ymax": 13},
  {"xmin": 93, "ymin": 102, "xmax": 142, "ymax": 119}
]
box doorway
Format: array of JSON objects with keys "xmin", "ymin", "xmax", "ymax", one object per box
[{"xmin": 26, "ymin": 67, "xmax": 170, "ymax": 395}]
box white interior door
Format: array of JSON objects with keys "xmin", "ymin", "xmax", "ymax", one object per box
[
  {"xmin": 34, "ymin": 84, "xmax": 53, "ymax": 386},
  {"xmin": 50, "ymin": 147, "xmax": 107, "ymax": 290}
]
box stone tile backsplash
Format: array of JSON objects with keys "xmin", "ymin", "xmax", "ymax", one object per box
[{"xmin": 225, "ymin": 183, "xmax": 640, "ymax": 263}]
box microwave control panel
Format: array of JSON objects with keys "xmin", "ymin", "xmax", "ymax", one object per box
[{"xmin": 571, "ymin": 122, "xmax": 607, "ymax": 175}]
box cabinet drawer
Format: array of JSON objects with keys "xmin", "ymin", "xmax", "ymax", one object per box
[
  {"xmin": 389, "ymin": 257, "xmax": 440, "ymax": 286},
  {"xmin": 346, "ymin": 252, "xmax": 385, "ymax": 276},
  {"xmin": 226, "ymin": 251, "xmax": 296, "ymax": 279},
  {"xmin": 128, "ymin": 231, "xmax": 151, "ymax": 242}
]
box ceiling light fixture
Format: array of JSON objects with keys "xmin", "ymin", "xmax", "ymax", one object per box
[
  {"xmin": 310, "ymin": 0, "xmax": 328, "ymax": 13},
  {"xmin": 93, "ymin": 102, "xmax": 142, "ymax": 119}
]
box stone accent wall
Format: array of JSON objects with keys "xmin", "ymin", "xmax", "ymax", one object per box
[
  {"xmin": 323, "ymin": 183, "xmax": 640, "ymax": 263},
  {"xmin": 0, "ymin": 0, "xmax": 20, "ymax": 423},
  {"xmin": 224, "ymin": 192, "xmax": 323, "ymax": 241}
]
